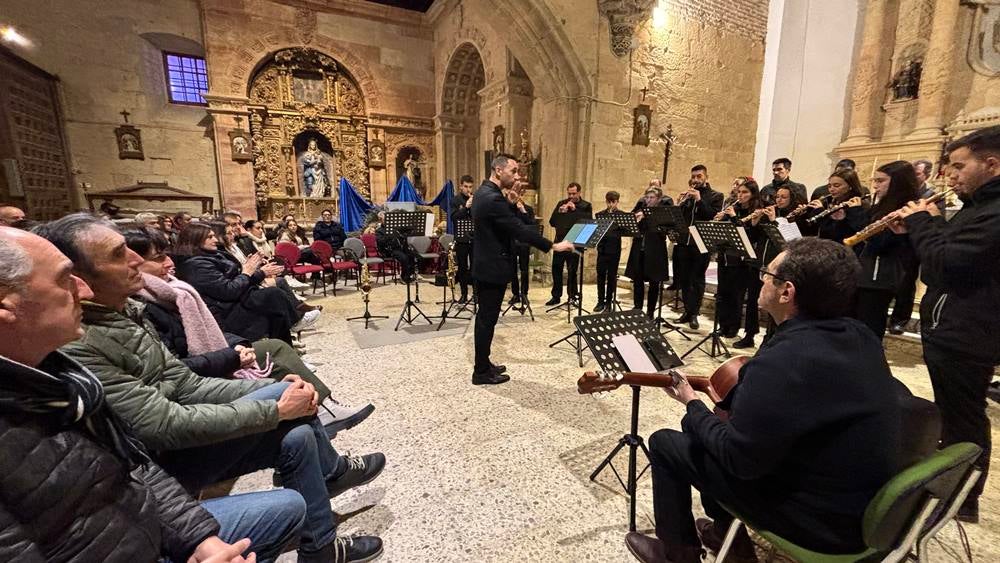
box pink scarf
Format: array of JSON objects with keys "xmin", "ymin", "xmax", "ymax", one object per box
[{"xmin": 137, "ymin": 273, "xmax": 272, "ymax": 380}]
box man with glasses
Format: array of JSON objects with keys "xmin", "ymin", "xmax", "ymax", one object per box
[
  {"xmin": 626, "ymin": 237, "xmax": 907, "ymax": 563},
  {"xmin": 313, "ymin": 208, "xmax": 347, "ymax": 250}
]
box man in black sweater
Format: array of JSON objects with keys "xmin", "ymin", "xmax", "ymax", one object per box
[
  {"xmin": 626, "ymin": 238, "xmax": 906, "ymax": 563},
  {"xmin": 672, "ymin": 166, "xmax": 724, "ymax": 329},
  {"xmin": 760, "ymin": 157, "xmax": 807, "ymax": 204},
  {"xmin": 472, "ymin": 155, "xmax": 574, "ymax": 384},
  {"xmin": 893, "ymin": 125, "xmax": 1000, "ymax": 522},
  {"xmin": 449, "ymin": 174, "xmax": 476, "ymax": 302},
  {"xmin": 507, "ymin": 179, "xmax": 536, "ymax": 305},
  {"xmin": 594, "ymin": 190, "xmax": 629, "ymax": 312},
  {"xmin": 545, "ymin": 182, "xmax": 593, "ymax": 306}
]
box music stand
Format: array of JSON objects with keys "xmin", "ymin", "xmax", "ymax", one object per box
[
  {"xmin": 682, "ymin": 221, "xmax": 757, "ymax": 360},
  {"xmin": 502, "ymin": 222, "xmax": 543, "ymax": 320},
  {"xmin": 641, "ymin": 206, "xmax": 690, "ymax": 338},
  {"xmin": 450, "ymin": 219, "xmax": 478, "ymax": 317},
  {"xmin": 384, "ymin": 212, "xmax": 434, "ymax": 330},
  {"xmin": 549, "ymin": 220, "xmax": 614, "ymax": 367},
  {"xmin": 576, "ymin": 309, "xmax": 683, "ymax": 532},
  {"xmin": 595, "ymin": 214, "xmax": 630, "ymax": 313}
]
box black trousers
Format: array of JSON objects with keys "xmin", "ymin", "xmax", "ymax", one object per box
[
  {"xmin": 596, "ymin": 251, "xmax": 621, "ymax": 304},
  {"xmin": 855, "ymin": 288, "xmax": 895, "ymax": 340},
  {"xmin": 924, "ymin": 342, "xmax": 994, "ymax": 499},
  {"xmin": 455, "ymin": 242, "xmax": 472, "ymax": 297},
  {"xmin": 551, "ymin": 251, "xmax": 579, "ymax": 300},
  {"xmin": 509, "ymin": 246, "xmax": 530, "ymax": 298},
  {"xmin": 889, "ymin": 260, "xmax": 920, "ymax": 325},
  {"xmin": 632, "ymin": 281, "xmax": 662, "ymax": 319},
  {"xmin": 672, "ymin": 244, "xmax": 710, "ymax": 317},
  {"xmin": 473, "ymin": 280, "xmax": 506, "ymax": 374},
  {"xmin": 649, "ymin": 428, "xmax": 856, "ymax": 555},
  {"xmin": 716, "ymin": 262, "xmax": 763, "ymax": 336}
]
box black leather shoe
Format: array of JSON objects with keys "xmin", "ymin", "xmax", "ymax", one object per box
[
  {"xmin": 696, "ymin": 518, "xmax": 757, "ymax": 562},
  {"xmin": 721, "ymin": 328, "xmax": 739, "ymax": 338},
  {"xmin": 624, "ymin": 532, "xmax": 666, "ymax": 563},
  {"xmin": 675, "ymin": 313, "xmax": 691, "ymax": 323},
  {"xmin": 545, "ymin": 297, "xmax": 561, "ymax": 306},
  {"xmin": 688, "ymin": 317, "xmax": 700, "ymax": 330},
  {"xmin": 732, "ymin": 335, "xmax": 755, "ymax": 349},
  {"xmin": 594, "ymin": 302, "xmax": 607, "ymax": 312},
  {"xmin": 472, "ymin": 371, "xmax": 510, "ymax": 385},
  {"xmin": 888, "ymin": 321, "xmax": 906, "ymax": 335},
  {"xmin": 326, "ymin": 453, "xmax": 386, "ymax": 498},
  {"xmin": 299, "ymin": 535, "xmax": 384, "ymax": 563},
  {"xmin": 491, "ymin": 363, "xmax": 507, "ymax": 374},
  {"xmin": 509, "ymin": 295, "xmax": 521, "ymax": 305}
]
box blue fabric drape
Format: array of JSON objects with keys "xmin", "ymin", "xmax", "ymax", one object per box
[
  {"xmin": 387, "ymin": 176, "xmax": 425, "ymax": 205},
  {"xmin": 338, "ymin": 177, "xmax": 373, "ymax": 233},
  {"xmin": 427, "ymin": 180, "xmax": 455, "ymax": 234}
]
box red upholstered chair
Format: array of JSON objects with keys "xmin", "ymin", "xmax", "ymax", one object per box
[
  {"xmin": 360, "ymin": 232, "xmax": 396, "ymax": 283},
  {"xmin": 274, "ymin": 242, "xmax": 327, "ymax": 296},
  {"xmin": 310, "ymin": 240, "xmax": 356, "ymax": 296}
]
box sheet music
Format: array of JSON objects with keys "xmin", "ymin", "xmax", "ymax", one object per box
[
  {"xmin": 775, "ymin": 218, "xmax": 802, "ymax": 241},
  {"xmin": 689, "ymin": 225, "xmax": 708, "ymax": 254},
  {"xmin": 612, "ymin": 334, "xmax": 657, "ymax": 373},
  {"xmin": 424, "ymin": 213, "xmax": 435, "ymax": 236},
  {"xmin": 735, "ymin": 226, "xmax": 758, "ymax": 261}
]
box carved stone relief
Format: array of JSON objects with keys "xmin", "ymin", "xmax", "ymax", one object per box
[
  {"xmin": 966, "ymin": 0, "xmax": 1000, "ymax": 76},
  {"xmin": 598, "ymin": 0, "xmax": 656, "ymax": 58}
]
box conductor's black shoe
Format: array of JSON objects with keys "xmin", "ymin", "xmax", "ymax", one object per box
[
  {"xmin": 326, "ymin": 453, "xmax": 386, "ymax": 498},
  {"xmin": 733, "ymin": 335, "xmax": 755, "ymax": 349},
  {"xmin": 298, "ymin": 535, "xmax": 384, "ymax": 563},
  {"xmin": 545, "ymin": 297, "xmax": 561, "ymax": 306},
  {"xmin": 491, "ymin": 363, "xmax": 507, "ymax": 374},
  {"xmin": 594, "ymin": 301, "xmax": 606, "ymax": 312},
  {"xmin": 888, "ymin": 321, "xmax": 906, "ymax": 335},
  {"xmin": 957, "ymin": 497, "xmax": 979, "ymax": 524},
  {"xmin": 688, "ymin": 317, "xmax": 700, "ymax": 330},
  {"xmin": 472, "ymin": 370, "xmax": 510, "ymax": 385},
  {"xmin": 675, "ymin": 313, "xmax": 691, "ymax": 323}
]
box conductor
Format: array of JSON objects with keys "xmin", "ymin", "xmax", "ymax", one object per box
[{"xmin": 472, "ymin": 154, "xmax": 575, "ymax": 385}]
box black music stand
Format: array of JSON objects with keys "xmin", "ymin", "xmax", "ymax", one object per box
[
  {"xmin": 448, "ymin": 219, "xmax": 478, "ymax": 317},
  {"xmin": 598, "ymin": 214, "xmax": 631, "ymax": 313},
  {"xmin": 384, "ymin": 212, "xmax": 434, "ymax": 330},
  {"xmin": 642, "ymin": 206, "xmax": 690, "ymax": 338},
  {"xmin": 682, "ymin": 221, "xmax": 757, "ymax": 360},
  {"xmin": 576, "ymin": 309, "xmax": 683, "ymax": 532},
  {"xmin": 502, "ymin": 222, "xmax": 543, "ymax": 320},
  {"xmin": 549, "ymin": 220, "xmax": 614, "ymax": 367}
]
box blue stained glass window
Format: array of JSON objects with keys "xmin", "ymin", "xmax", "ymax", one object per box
[{"xmin": 164, "ymin": 53, "xmax": 208, "ymax": 105}]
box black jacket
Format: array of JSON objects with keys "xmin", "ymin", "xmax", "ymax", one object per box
[
  {"xmin": 135, "ymin": 296, "xmax": 243, "ymax": 378},
  {"xmin": 174, "ymin": 251, "xmax": 265, "ymax": 322},
  {"xmin": 683, "ymin": 316, "xmax": 906, "ymax": 553},
  {"xmin": 761, "ymin": 178, "xmax": 807, "ymax": 205},
  {"xmin": 313, "ymin": 220, "xmax": 347, "ymax": 249},
  {"xmin": 0, "ymin": 354, "xmax": 219, "ymax": 562},
  {"xmin": 678, "ymin": 183, "xmax": 725, "ymax": 246},
  {"xmin": 511, "ymin": 201, "xmax": 536, "ymax": 250},
  {"xmin": 855, "ymin": 222, "xmax": 914, "ymax": 292},
  {"xmin": 624, "ymin": 200, "xmax": 670, "ymax": 282},
  {"xmin": 595, "ymin": 207, "xmax": 630, "ymax": 256},
  {"xmin": 905, "ymin": 176, "xmax": 1000, "ymax": 363},
  {"xmin": 549, "ymin": 198, "xmax": 593, "ymax": 241},
  {"xmin": 450, "ymin": 192, "xmax": 473, "ymax": 243},
  {"xmin": 234, "ymin": 234, "xmax": 256, "ymax": 258},
  {"xmin": 816, "ymin": 204, "xmax": 868, "ymax": 243},
  {"xmin": 471, "ymin": 180, "xmax": 552, "ymax": 284},
  {"xmin": 715, "ymin": 204, "xmax": 765, "ymax": 267}
]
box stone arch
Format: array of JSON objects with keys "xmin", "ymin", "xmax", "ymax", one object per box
[{"xmin": 439, "ymin": 43, "xmax": 487, "ymax": 183}]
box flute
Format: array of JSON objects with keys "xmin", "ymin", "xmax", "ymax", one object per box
[
  {"xmin": 785, "ymin": 194, "xmax": 832, "ymax": 222},
  {"xmin": 740, "ymin": 206, "xmax": 774, "ymax": 224},
  {"xmin": 805, "ymin": 194, "xmax": 871, "ymax": 224},
  {"xmin": 844, "ymin": 189, "xmax": 953, "ymax": 246}
]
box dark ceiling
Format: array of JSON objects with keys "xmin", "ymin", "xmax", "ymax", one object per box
[{"xmin": 363, "ymin": 0, "xmax": 435, "ymax": 12}]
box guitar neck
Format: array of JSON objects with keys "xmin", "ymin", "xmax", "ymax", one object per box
[{"xmin": 622, "ymin": 372, "xmax": 712, "ymax": 394}]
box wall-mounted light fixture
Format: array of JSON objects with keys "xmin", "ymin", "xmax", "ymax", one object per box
[
  {"xmin": 1, "ymin": 26, "xmax": 32, "ymax": 48},
  {"xmin": 652, "ymin": 0, "xmax": 667, "ymax": 29}
]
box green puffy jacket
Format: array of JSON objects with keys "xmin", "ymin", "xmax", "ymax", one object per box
[{"xmin": 61, "ymin": 299, "xmax": 279, "ymax": 452}]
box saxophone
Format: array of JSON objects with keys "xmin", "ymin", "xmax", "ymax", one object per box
[
  {"xmin": 360, "ymin": 256, "xmax": 373, "ymax": 301},
  {"xmin": 446, "ymin": 241, "xmax": 458, "ymax": 292}
]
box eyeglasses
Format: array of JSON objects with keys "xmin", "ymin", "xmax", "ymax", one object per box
[{"xmin": 759, "ymin": 266, "xmax": 788, "ymax": 282}]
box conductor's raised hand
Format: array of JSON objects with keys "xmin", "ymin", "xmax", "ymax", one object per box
[{"xmin": 552, "ymin": 240, "xmax": 575, "ymax": 253}]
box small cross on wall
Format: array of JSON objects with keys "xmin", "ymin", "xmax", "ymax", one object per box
[{"xmin": 119, "ymin": 109, "xmax": 130, "ymax": 124}]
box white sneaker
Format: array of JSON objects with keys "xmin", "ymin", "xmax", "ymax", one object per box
[
  {"xmin": 285, "ymin": 277, "xmax": 310, "ymax": 289},
  {"xmin": 318, "ymin": 397, "xmax": 375, "ymax": 436},
  {"xmin": 291, "ymin": 309, "xmax": 321, "ymax": 332}
]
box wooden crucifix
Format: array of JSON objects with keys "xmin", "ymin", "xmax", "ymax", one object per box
[{"xmin": 660, "ymin": 123, "xmax": 673, "ymax": 185}]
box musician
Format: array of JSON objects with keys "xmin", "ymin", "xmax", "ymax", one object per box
[
  {"xmin": 810, "ymin": 159, "xmax": 855, "ymax": 201},
  {"xmin": 471, "ymin": 154, "xmax": 574, "ymax": 385},
  {"xmin": 852, "ymin": 161, "xmax": 919, "ymax": 340},
  {"xmin": 891, "ymin": 125, "xmax": 1000, "ymax": 522},
  {"xmin": 626, "ymin": 238, "xmax": 907, "ymax": 563},
  {"xmin": 760, "ymin": 158, "xmax": 807, "ymax": 205},
  {"xmin": 374, "ymin": 213, "xmax": 419, "ymax": 283},
  {"xmin": 672, "ymin": 166, "xmax": 725, "ymax": 330},
  {"xmin": 449, "ymin": 175, "xmax": 475, "ymax": 302},
  {"xmin": 594, "ymin": 190, "xmax": 629, "ymax": 312},
  {"xmin": 806, "ymin": 168, "xmax": 869, "ymax": 242},
  {"xmin": 546, "ymin": 183, "xmax": 593, "ymax": 307},
  {"xmin": 625, "ymin": 186, "xmax": 673, "ymax": 318},
  {"xmin": 506, "ymin": 178, "xmax": 535, "ymax": 305},
  {"xmin": 760, "ymin": 185, "xmax": 806, "ymax": 344},
  {"xmin": 713, "ymin": 178, "xmax": 765, "ymax": 349}
]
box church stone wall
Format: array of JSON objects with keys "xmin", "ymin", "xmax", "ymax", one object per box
[{"xmin": 3, "ymin": 0, "xmax": 218, "ymax": 210}]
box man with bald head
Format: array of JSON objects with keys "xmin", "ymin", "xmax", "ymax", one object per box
[{"xmin": 0, "ymin": 205, "xmax": 25, "ymax": 226}]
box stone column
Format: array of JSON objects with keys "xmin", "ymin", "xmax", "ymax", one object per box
[
  {"xmin": 911, "ymin": 0, "xmax": 961, "ymax": 136},
  {"xmin": 845, "ymin": 0, "xmax": 892, "ymax": 143}
]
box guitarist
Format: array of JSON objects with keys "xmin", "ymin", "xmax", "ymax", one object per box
[{"xmin": 625, "ymin": 238, "xmax": 909, "ymax": 563}]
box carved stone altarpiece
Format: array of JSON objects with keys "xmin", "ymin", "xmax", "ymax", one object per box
[{"xmin": 247, "ymin": 47, "xmax": 370, "ymax": 221}]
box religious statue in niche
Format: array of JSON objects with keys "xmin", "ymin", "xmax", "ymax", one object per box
[
  {"xmin": 229, "ymin": 130, "xmax": 252, "ymax": 162},
  {"xmin": 396, "ymin": 147, "xmax": 423, "ymax": 194},
  {"xmin": 889, "ymin": 59, "xmax": 923, "ymax": 101},
  {"xmin": 492, "ymin": 125, "xmax": 505, "ymax": 155},
  {"xmin": 632, "ymin": 104, "xmax": 652, "ymax": 146},
  {"xmin": 115, "ymin": 110, "xmax": 144, "ymax": 160},
  {"xmin": 292, "ymin": 72, "xmax": 326, "ymax": 104},
  {"xmin": 297, "ymin": 137, "xmax": 334, "ymax": 198}
]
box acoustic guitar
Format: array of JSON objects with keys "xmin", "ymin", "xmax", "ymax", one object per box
[{"xmin": 577, "ymin": 356, "xmax": 750, "ymax": 417}]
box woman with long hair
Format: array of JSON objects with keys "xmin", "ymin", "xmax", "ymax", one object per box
[
  {"xmin": 853, "ymin": 160, "xmax": 921, "ymax": 340},
  {"xmin": 713, "ymin": 177, "xmax": 765, "ymax": 347},
  {"xmin": 807, "ymin": 168, "xmax": 870, "ymax": 242},
  {"xmin": 173, "ymin": 223, "xmax": 316, "ymax": 343}
]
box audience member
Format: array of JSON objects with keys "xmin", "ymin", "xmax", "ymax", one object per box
[
  {"xmin": 0, "ymin": 226, "xmax": 306, "ymax": 563},
  {"xmin": 37, "ymin": 214, "xmax": 386, "ymax": 563},
  {"xmin": 313, "ymin": 208, "xmax": 347, "ymax": 249},
  {"xmin": 0, "ymin": 204, "xmax": 25, "ymax": 226}
]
